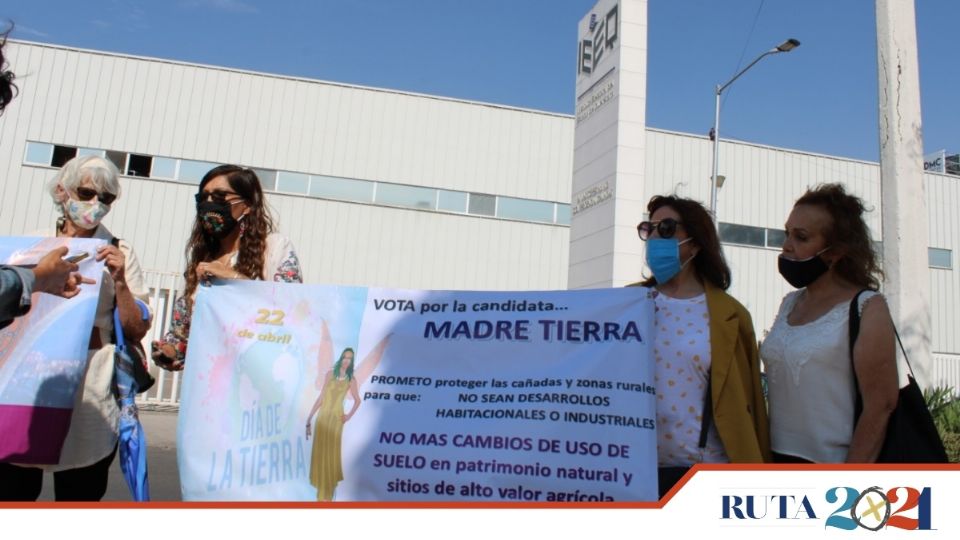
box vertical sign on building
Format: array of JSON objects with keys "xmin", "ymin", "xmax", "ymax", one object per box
[
  {"xmin": 569, "ymin": 0, "xmax": 648, "ymax": 289},
  {"xmin": 923, "ymin": 150, "xmax": 946, "ymax": 173}
]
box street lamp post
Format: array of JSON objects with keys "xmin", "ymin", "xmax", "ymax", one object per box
[{"xmin": 710, "ymin": 38, "xmax": 800, "ymax": 219}]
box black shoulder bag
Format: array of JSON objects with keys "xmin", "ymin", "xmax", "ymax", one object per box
[{"xmin": 849, "ymin": 290, "xmax": 947, "ymax": 463}]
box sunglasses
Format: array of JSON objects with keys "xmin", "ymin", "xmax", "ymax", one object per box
[
  {"xmin": 637, "ymin": 218, "xmax": 683, "ymax": 241},
  {"xmin": 195, "ymin": 189, "xmax": 242, "ymax": 205},
  {"xmin": 75, "ymin": 186, "xmax": 117, "ymax": 206}
]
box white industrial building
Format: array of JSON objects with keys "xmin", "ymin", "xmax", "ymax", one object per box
[{"xmin": 1, "ymin": 40, "xmax": 957, "ymax": 403}]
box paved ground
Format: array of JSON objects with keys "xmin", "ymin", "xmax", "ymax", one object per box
[{"xmin": 37, "ymin": 409, "xmax": 182, "ymax": 502}]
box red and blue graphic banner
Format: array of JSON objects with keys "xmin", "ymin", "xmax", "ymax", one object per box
[{"xmin": 0, "ymin": 236, "xmax": 105, "ymax": 464}]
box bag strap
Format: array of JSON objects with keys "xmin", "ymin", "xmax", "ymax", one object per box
[
  {"xmin": 849, "ymin": 289, "xmax": 915, "ymax": 377},
  {"xmin": 849, "ymin": 289, "xmax": 870, "ymax": 419},
  {"xmin": 110, "ymin": 236, "xmax": 150, "ymax": 338},
  {"xmin": 892, "ymin": 327, "xmax": 915, "ymax": 378},
  {"xmin": 108, "ymin": 237, "xmax": 150, "ymax": 349},
  {"xmin": 698, "ymin": 373, "xmax": 713, "ymax": 450},
  {"xmin": 850, "ymin": 289, "xmax": 917, "ymax": 421},
  {"xmin": 110, "ymin": 237, "xmax": 121, "ymax": 346},
  {"xmin": 113, "ymin": 305, "xmax": 126, "ymax": 351},
  {"xmin": 847, "ymin": 289, "xmax": 870, "ymax": 359}
]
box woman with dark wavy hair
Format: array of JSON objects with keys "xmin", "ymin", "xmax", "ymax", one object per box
[
  {"xmin": 0, "ymin": 26, "xmax": 17, "ymax": 113},
  {"xmin": 635, "ymin": 195, "xmax": 769, "ymax": 498},
  {"xmin": 152, "ymin": 165, "xmax": 302, "ymax": 369},
  {"xmin": 761, "ymin": 184, "xmax": 898, "ymax": 463}
]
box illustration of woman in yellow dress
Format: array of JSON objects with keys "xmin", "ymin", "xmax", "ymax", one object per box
[{"xmin": 305, "ymin": 320, "xmax": 390, "ymax": 501}]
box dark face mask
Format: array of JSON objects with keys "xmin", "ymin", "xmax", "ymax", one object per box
[
  {"xmin": 777, "ymin": 248, "xmax": 830, "ymax": 288},
  {"xmin": 197, "ymin": 200, "xmax": 239, "ymax": 239}
]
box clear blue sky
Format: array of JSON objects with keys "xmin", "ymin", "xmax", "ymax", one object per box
[{"xmin": 4, "ymin": 0, "xmax": 958, "ymax": 162}]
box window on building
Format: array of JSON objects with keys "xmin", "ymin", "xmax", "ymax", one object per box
[
  {"xmin": 375, "ymin": 183, "xmax": 436, "ymax": 210},
  {"xmin": 468, "ymin": 193, "xmax": 496, "ymax": 216},
  {"xmin": 105, "ymin": 150, "xmax": 127, "ymax": 172},
  {"xmin": 24, "ymin": 142, "xmax": 54, "ymax": 165},
  {"xmin": 929, "ymin": 247, "xmax": 952, "ymax": 269},
  {"xmin": 77, "ymin": 147, "xmax": 105, "ymax": 158},
  {"xmin": 308, "ymin": 175, "xmax": 373, "ymax": 202},
  {"xmin": 18, "ymin": 141, "xmax": 571, "ymax": 228},
  {"xmin": 947, "ymin": 154, "xmax": 960, "ymax": 176},
  {"xmin": 126, "ymin": 154, "xmax": 152, "ymax": 177},
  {"xmin": 151, "ymin": 157, "xmax": 178, "ymax": 179},
  {"xmin": 719, "ymin": 223, "xmax": 765, "ymax": 247},
  {"xmin": 766, "ymin": 228, "xmax": 786, "ymax": 248},
  {"xmin": 277, "ymin": 171, "xmax": 309, "ymax": 194},
  {"xmin": 497, "ymin": 197, "xmax": 555, "ymax": 223},
  {"xmin": 253, "ymin": 168, "xmax": 277, "ymax": 191},
  {"xmin": 437, "ymin": 190, "xmax": 468, "ymax": 213},
  {"xmin": 51, "ymin": 145, "xmax": 78, "ymax": 168},
  {"xmin": 178, "ymin": 160, "xmax": 217, "ymax": 184}
]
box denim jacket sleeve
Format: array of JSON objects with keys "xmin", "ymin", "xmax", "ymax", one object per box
[{"xmin": 0, "ymin": 265, "xmax": 35, "ymax": 329}]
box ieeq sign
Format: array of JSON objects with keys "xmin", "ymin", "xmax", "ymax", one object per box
[
  {"xmin": 575, "ymin": 1, "xmax": 621, "ymax": 126},
  {"xmin": 570, "ymin": 0, "xmax": 646, "ymax": 289},
  {"xmin": 577, "ymin": 3, "xmax": 620, "ymax": 77}
]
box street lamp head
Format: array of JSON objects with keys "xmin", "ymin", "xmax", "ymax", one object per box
[
  {"xmin": 776, "ymin": 38, "xmax": 801, "ymax": 53},
  {"xmin": 711, "ymin": 36, "xmax": 800, "ymax": 216}
]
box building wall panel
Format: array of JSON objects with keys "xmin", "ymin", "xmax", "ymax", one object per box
[{"xmin": 3, "ymin": 41, "xmax": 959, "ymax": 385}]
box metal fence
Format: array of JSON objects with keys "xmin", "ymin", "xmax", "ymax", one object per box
[
  {"xmin": 932, "ymin": 354, "xmax": 960, "ymax": 393},
  {"xmin": 136, "ymin": 270, "xmax": 185, "ymax": 408}
]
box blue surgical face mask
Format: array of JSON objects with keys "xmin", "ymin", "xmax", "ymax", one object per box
[{"xmin": 646, "ymin": 238, "xmax": 694, "ymax": 285}]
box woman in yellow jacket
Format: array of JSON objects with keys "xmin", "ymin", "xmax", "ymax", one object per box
[{"xmin": 635, "ymin": 195, "xmax": 770, "ymax": 498}]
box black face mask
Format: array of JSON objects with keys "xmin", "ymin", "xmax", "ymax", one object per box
[
  {"xmin": 778, "ymin": 250, "xmax": 830, "ymax": 289},
  {"xmin": 197, "ymin": 200, "xmax": 239, "ymax": 239}
]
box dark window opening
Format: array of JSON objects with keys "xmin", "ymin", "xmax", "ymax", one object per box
[
  {"xmin": 126, "ymin": 154, "xmax": 152, "ymax": 177},
  {"xmin": 947, "ymin": 154, "xmax": 960, "ymax": 176},
  {"xmin": 51, "ymin": 145, "xmax": 78, "ymax": 168}
]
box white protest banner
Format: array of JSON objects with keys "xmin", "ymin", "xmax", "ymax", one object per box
[
  {"xmin": 178, "ymin": 281, "xmax": 657, "ymax": 502},
  {"xmin": 4, "ymin": 467, "xmax": 960, "ymax": 537}
]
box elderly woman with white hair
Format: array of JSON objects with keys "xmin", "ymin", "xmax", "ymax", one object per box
[{"xmin": 0, "ymin": 155, "xmax": 152, "ymax": 501}]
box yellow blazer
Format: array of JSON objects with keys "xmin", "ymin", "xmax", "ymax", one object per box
[{"xmin": 704, "ymin": 282, "xmax": 771, "ymax": 462}]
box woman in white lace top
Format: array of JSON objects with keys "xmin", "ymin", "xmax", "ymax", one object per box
[{"xmin": 760, "ymin": 184, "xmax": 898, "ymax": 463}]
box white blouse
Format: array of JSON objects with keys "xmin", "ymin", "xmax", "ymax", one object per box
[
  {"xmin": 760, "ymin": 289, "xmax": 879, "ymax": 463},
  {"xmin": 653, "ymin": 291, "xmax": 728, "ymax": 467}
]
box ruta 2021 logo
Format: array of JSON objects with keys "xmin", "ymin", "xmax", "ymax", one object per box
[{"xmin": 722, "ymin": 486, "xmax": 933, "ymax": 531}]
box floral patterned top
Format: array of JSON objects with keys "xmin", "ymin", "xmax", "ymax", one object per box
[{"xmin": 161, "ymin": 233, "xmax": 302, "ymax": 362}]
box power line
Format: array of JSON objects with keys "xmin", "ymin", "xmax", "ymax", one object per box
[{"xmin": 722, "ymin": 0, "xmax": 766, "ymax": 109}]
